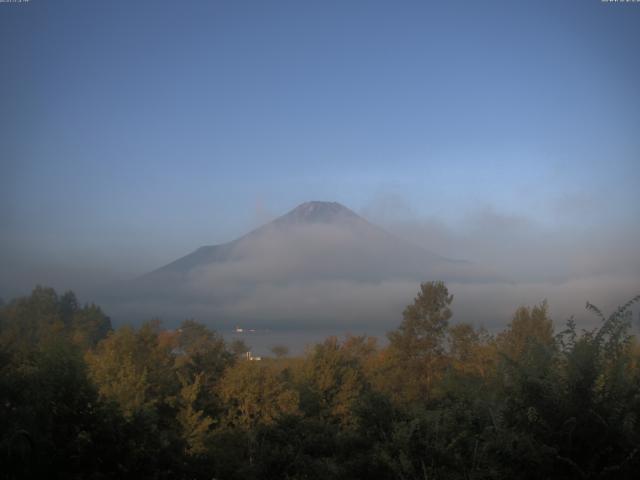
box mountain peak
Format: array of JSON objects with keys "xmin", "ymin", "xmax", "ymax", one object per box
[{"xmin": 277, "ymin": 201, "xmax": 360, "ymax": 225}]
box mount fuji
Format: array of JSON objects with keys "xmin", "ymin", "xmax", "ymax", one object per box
[{"xmin": 123, "ymin": 202, "xmax": 483, "ymax": 327}]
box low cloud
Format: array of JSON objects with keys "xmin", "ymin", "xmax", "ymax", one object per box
[
  {"xmin": 102, "ymin": 205, "xmax": 639, "ymax": 334},
  {"xmin": 384, "ymin": 213, "xmax": 640, "ymax": 284},
  {"xmin": 356, "ymin": 193, "xmax": 640, "ymax": 331},
  {"xmin": 3, "ymin": 196, "xmax": 638, "ymax": 338}
]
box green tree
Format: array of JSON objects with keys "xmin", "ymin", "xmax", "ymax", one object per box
[
  {"xmin": 448, "ymin": 323, "xmax": 496, "ymax": 379},
  {"xmin": 299, "ymin": 336, "xmax": 370, "ymax": 427},
  {"xmin": 229, "ymin": 338, "xmax": 250, "ymax": 358},
  {"xmin": 0, "ymin": 287, "xmax": 111, "ymax": 356},
  {"xmin": 177, "ymin": 372, "xmax": 214, "ymax": 456},
  {"xmin": 0, "ymin": 286, "xmax": 65, "ymax": 353},
  {"xmin": 385, "ymin": 281, "xmax": 453, "ymax": 404},
  {"xmin": 70, "ymin": 303, "xmax": 112, "ymax": 349},
  {"xmin": 219, "ymin": 360, "xmax": 299, "ymax": 430},
  {"xmin": 496, "ymin": 301, "xmax": 555, "ymax": 362},
  {"xmin": 86, "ymin": 321, "xmax": 177, "ymax": 417},
  {"xmin": 173, "ymin": 320, "xmax": 233, "ymax": 414},
  {"xmin": 175, "ymin": 320, "xmax": 231, "ymax": 377},
  {"xmin": 0, "ymin": 339, "xmax": 136, "ymax": 479},
  {"xmin": 270, "ymin": 345, "xmax": 289, "ymax": 358}
]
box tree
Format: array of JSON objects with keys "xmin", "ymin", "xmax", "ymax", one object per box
[
  {"xmin": 177, "ymin": 372, "xmax": 214, "ymax": 456},
  {"xmin": 85, "ymin": 326, "xmax": 153, "ymax": 417},
  {"xmin": 385, "ymin": 281, "xmax": 453, "ymax": 404},
  {"xmin": 218, "ymin": 357, "xmax": 300, "ymax": 467},
  {"xmin": 0, "ymin": 339, "xmax": 134, "ymax": 479},
  {"xmin": 447, "ymin": 323, "xmax": 496, "ymax": 379},
  {"xmin": 59, "ymin": 290, "xmax": 78, "ymax": 325},
  {"xmin": 85, "ymin": 321, "xmax": 177, "ymax": 417},
  {"xmin": 0, "ymin": 286, "xmax": 65, "ymax": 353},
  {"xmin": 229, "ymin": 339, "xmax": 250, "ymax": 358},
  {"xmin": 218, "ymin": 361, "xmax": 299, "ymax": 430},
  {"xmin": 70, "ymin": 303, "xmax": 112, "ymax": 348},
  {"xmin": 175, "ymin": 320, "xmax": 231, "ymax": 382},
  {"xmin": 0, "ymin": 287, "xmax": 111, "ymax": 355},
  {"xmin": 496, "ymin": 301, "xmax": 554, "ymax": 362},
  {"xmin": 271, "ymin": 345, "xmax": 289, "ymax": 358},
  {"xmin": 485, "ymin": 297, "xmax": 640, "ymax": 479},
  {"xmin": 300, "ymin": 336, "xmax": 369, "ymax": 426}
]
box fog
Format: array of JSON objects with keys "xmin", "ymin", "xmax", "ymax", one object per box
[
  {"xmin": 1, "ymin": 195, "xmax": 638, "ymax": 340},
  {"xmin": 81, "ymin": 201, "xmax": 639, "ymax": 336}
]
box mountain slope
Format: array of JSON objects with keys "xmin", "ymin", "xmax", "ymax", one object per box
[
  {"xmin": 126, "ymin": 201, "xmax": 480, "ymax": 327},
  {"xmin": 141, "ymin": 201, "xmax": 460, "ymax": 281}
]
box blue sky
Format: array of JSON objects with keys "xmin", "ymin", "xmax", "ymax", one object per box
[{"xmin": 1, "ymin": 0, "xmax": 639, "ymax": 288}]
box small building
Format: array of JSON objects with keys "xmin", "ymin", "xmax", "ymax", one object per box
[{"xmin": 245, "ymin": 351, "xmax": 262, "ymax": 361}]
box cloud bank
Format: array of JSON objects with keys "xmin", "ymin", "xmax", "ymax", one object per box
[
  {"xmin": 98, "ymin": 199, "xmax": 640, "ymax": 334},
  {"xmin": 2, "ymin": 196, "xmax": 638, "ymax": 337}
]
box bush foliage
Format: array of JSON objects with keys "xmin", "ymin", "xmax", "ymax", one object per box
[{"xmin": 1, "ymin": 284, "xmax": 639, "ymax": 479}]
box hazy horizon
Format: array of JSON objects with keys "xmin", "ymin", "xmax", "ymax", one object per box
[
  {"xmin": 1, "ymin": 1, "xmax": 639, "ymax": 340},
  {"xmin": 2, "ymin": 198, "xmax": 637, "ymax": 342}
]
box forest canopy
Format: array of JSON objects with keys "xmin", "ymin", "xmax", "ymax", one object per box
[{"xmin": 1, "ymin": 283, "xmax": 639, "ymax": 479}]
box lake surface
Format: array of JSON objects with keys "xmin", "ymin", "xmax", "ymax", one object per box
[{"xmin": 223, "ymin": 327, "xmax": 388, "ymax": 357}]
